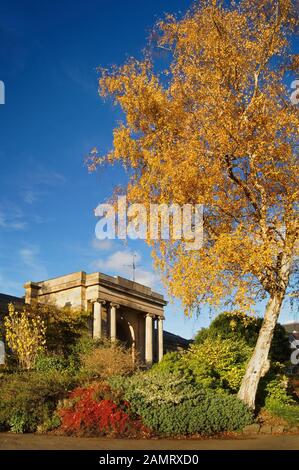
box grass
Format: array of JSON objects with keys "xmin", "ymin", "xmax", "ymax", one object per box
[{"xmin": 266, "ymin": 400, "xmax": 299, "ymax": 428}]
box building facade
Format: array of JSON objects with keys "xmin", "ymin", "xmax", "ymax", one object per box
[{"xmin": 24, "ymin": 271, "xmax": 167, "ymax": 365}]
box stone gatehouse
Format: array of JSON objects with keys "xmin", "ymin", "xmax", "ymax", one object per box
[{"xmin": 24, "ymin": 271, "xmax": 167, "ymax": 365}]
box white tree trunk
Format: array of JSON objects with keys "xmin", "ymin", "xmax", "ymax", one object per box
[{"xmin": 237, "ymin": 293, "xmax": 283, "ymax": 409}]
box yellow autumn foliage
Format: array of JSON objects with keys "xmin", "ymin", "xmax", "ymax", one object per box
[
  {"xmin": 90, "ymin": 0, "xmax": 298, "ymax": 315},
  {"xmin": 4, "ymin": 304, "xmax": 46, "ymax": 370},
  {"xmin": 89, "ymin": 0, "xmax": 298, "ymax": 407}
]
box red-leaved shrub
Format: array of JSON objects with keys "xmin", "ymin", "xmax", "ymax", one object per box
[{"xmin": 58, "ymin": 384, "xmax": 145, "ymax": 437}]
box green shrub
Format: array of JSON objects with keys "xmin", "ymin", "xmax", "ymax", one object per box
[
  {"xmin": 35, "ymin": 354, "xmax": 69, "ymax": 373},
  {"xmin": 184, "ymin": 337, "xmax": 253, "ymax": 391},
  {"xmin": 257, "ymin": 364, "xmax": 296, "ymax": 407},
  {"xmin": 70, "ymin": 335, "xmax": 95, "ymax": 357},
  {"xmin": 264, "ymin": 399, "xmax": 299, "ymax": 427},
  {"xmin": 35, "ymin": 352, "xmax": 82, "ymax": 376},
  {"xmin": 111, "ymin": 370, "xmax": 199, "ymax": 406},
  {"xmin": 152, "ymin": 351, "xmax": 187, "ymax": 375},
  {"xmin": 137, "ymin": 393, "xmax": 253, "ymax": 436},
  {"xmin": 154, "ymin": 337, "xmax": 252, "ymax": 392},
  {"xmin": 0, "ymin": 370, "xmax": 78, "ymax": 433},
  {"xmin": 155, "ymin": 335, "xmax": 295, "ymax": 407},
  {"xmin": 264, "ymin": 375, "xmax": 294, "ymax": 405},
  {"xmin": 110, "ymin": 369, "xmax": 253, "ymax": 436},
  {"xmin": 195, "ymin": 312, "xmax": 290, "ymax": 363}
]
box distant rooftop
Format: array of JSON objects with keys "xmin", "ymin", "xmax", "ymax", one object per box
[
  {"xmin": 0, "ymin": 293, "xmax": 24, "ymax": 311},
  {"xmin": 283, "ymin": 323, "xmax": 299, "ymax": 341},
  {"xmin": 163, "ymin": 330, "xmax": 192, "ymax": 353},
  {"xmin": 283, "ymin": 322, "xmax": 299, "ymax": 334}
]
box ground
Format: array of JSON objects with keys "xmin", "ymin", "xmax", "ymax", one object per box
[{"xmin": 0, "ymin": 433, "xmax": 298, "ymax": 450}]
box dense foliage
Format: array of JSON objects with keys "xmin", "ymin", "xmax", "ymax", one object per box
[
  {"xmin": 58, "ymin": 382, "xmax": 145, "ymax": 437},
  {"xmin": 154, "ymin": 336, "xmax": 252, "ymax": 392},
  {"xmin": 154, "ymin": 319, "xmax": 295, "ymax": 407},
  {"xmin": 110, "ymin": 370, "xmax": 253, "ymax": 436},
  {"xmin": 30, "ymin": 303, "xmax": 90, "ymax": 357},
  {"xmin": 0, "ymin": 301, "xmax": 296, "ymax": 436},
  {"xmin": 81, "ymin": 338, "xmax": 139, "ymax": 379},
  {"xmin": 195, "ymin": 312, "xmax": 290, "ymax": 363},
  {"xmin": 0, "ymin": 371, "xmax": 78, "ymax": 433},
  {"xmin": 181, "ymin": 337, "xmax": 252, "ymax": 392}
]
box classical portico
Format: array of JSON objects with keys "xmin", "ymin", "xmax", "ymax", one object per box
[{"xmin": 24, "ymin": 271, "xmax": 167, "ymax": 364}]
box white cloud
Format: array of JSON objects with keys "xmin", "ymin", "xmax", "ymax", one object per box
[
  {"xmin": 19, "ymin": 166, "xmax": 66, "ymax": 206},
  {"xmin": 0, "ymin": 205, "xmax": 27, "ymax": 231},
  {"xmin": 133, "ymin": 269, "xmax": 160, "ymax": 288},
  {"xmin": 91, "ymin": 249, "xmax": 160, "ymax": 289},
  {"xmin": 93, "ymin": 250, "xmax": 141, "ymax": 272},
  {"xmin": 91, "ymin": 238, "xmax": 114, "ymax": 251},
  {"xmin": 19, "ymin": 246, "xmax": 48, "ymax": 281},
  {"xmin": 28, "ymin": 169, "xmax": 65, "ymax": 186},
  {"xmin": 22, "ymin": 190, "xmax": 39, "ymax": 204},
  {"xmin": 9, "ymin": 221, "xmax": 27, "ymax": 230}
]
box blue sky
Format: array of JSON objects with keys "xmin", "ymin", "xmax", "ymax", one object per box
[{"xmin": 0, "ymin": 0, "xmax": 297, "ymax": 338}]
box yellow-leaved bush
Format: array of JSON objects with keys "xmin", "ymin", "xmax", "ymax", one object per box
[{"xmin": 4, "ymin": 303, "xmax": 46, "ymax": 370}]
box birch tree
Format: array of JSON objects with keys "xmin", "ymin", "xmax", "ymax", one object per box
[{"xmin": 90, "ymin": 0, "xmax": 299, "ymax": 408}]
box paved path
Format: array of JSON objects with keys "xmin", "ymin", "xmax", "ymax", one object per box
[{"xmin": 0, "ymin": 433, "xmax": 298, "ymax": 450}]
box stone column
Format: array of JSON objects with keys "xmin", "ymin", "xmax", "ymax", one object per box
[
  {"xmin": 158, "ymin": 316, "xmax": 164, "ymax": 362},
  {"xmin": 110, "ymin": 303, "xmax": 119, "ymax": 342},
  {"xmin": 93, "ymin": 300, "xmax": 105, "ymax": 339},
  {"xmin": 145, "ymin": 313, "xmax": 153, "ymax": 365}
]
